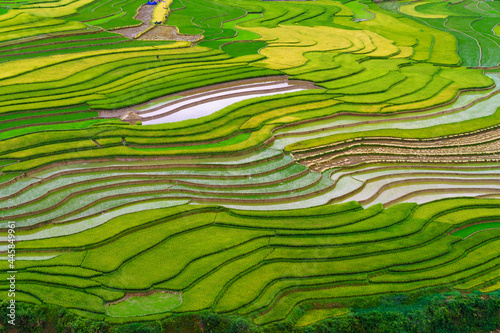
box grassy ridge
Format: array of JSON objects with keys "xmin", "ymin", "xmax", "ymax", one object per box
[{"xmin": 1, "ymin": 199, "xmax": 499, "ymax": 322}]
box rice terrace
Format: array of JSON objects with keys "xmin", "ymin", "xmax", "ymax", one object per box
[{"xmin": 0, "ymin": 0, "xmax": 500, "ymax": 330}]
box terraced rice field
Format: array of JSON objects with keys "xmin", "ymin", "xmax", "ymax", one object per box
[{"xmin": 0, "ymin": 0, "xmax": 499, "ymax": 329}]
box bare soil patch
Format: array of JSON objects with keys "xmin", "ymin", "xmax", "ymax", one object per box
[
  {"xmin": 112, "ymin": 5, "xmax": 155, "ymax": 38},
  {"xmin": 138, "ymin": 25, "xmax": 202, "ymax": 41},
  {"xmin": 293, "ymin": 126, "xmax": 500, "ymax": 171}
]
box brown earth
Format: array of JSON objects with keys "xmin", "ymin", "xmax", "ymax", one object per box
[
  {"xmin": 138, "ymin": 25, "xmax": 202, "ymax": 41},
  {"xmin": 112, "ymin": 4, "xmax": 155, "ymax": 38},
  {"xmin": 112, "ymin": 4, "xmax": 201, "ymax": 41},
  {"xmin": 293, "ymin": 126, "xmax": 500, "ymax": 171}
]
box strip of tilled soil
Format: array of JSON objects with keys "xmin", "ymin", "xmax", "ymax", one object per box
[
  {"xmin": 294, "ymin": 127, "xmax": 500, "ymax": 158},
  {"xmin": 302, "ymin": 152, "xmax": 500, "ymax": 172},
  {"xmin": 293, "ymin": 126, "xmax": 500, "ymax": 170},
  {"xmin": 138, "ymin": 25, "xmax": 202, "ymax": 41},
  {"xmin": 295, "ymin": 137, "xmax": 500, "ymax": 161}
]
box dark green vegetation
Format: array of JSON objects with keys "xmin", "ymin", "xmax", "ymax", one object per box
[
  {"xmin": 1, "ymin": 292, "xmax": 499, "ymax": 332},
  {"xmin": 2, "ymin": 198, "xmax": 500, "ymax": 328}
]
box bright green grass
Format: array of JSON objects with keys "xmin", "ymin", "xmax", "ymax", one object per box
[
  {"xmin": 295, "ymin": 308, "xmax": 349, "ymax": 327},
  {"xmin": 155, "ymin": 237, "xmax": 270, "ymax": 290},
  {"xmin": 412, "ymin": 198, "xmax": 500, "ymax": 221},
  {"xmin": 0, "ymin": 19, "xmax": 86, "ymax": 44},
  {"xmin": 129, "ymin": 133, "xmax": 251, "ymax": 150},
  {"xmin": 415, "ymin": 2, "xmax": 463, "ymax": 17},
  {"xmin": 0, "ymin": 48, "xmax": 222, "ymax": 94},
  {"xmin": 471, "ymin": 17, "xmax": 500, "ymax": 36},
  {"xmin": 88, "ymin": 0, "xmax": 145, "ymax": 30},
  {"xmin": 217, "ymin": 231, "xmax": 456, "ymax": 312},
  {"xmin": 337, "ymin": 73, "xmax": 433, "ymax": 104},
  {"xmin": 454, "ymin": 267, "xmax": 500, "ymax": 290},
  {"xmin": 421, "ymin": 17, "xmax": 480, "ymax": 67},
  {"xmin": 218, "ymin": 204, "xmax": 380, "ymax": 231},
  {"xmin": 81, "ymin": 211, "xmax": 217, "ymax": 272},
  {"xmin": 330, "ymin": 71, "xmax": 406, "ymax": 95},
  {"xmin": 0, "ymin": 111, "xmax": 98, "ymax": 131},
  {"xmin": 0, "ymin": 105, "xmax": 88, "ymax": 122},
  {"xmin": 15, "ymin": 205, "xmax": 205, "ymax": 250},
  {"xmin": 371, "ymin": 238, "xmax": 500, "ymax": 283},
  {"xmin": 0, "ymin": 119, "xmax": 113, "ymax": 141},
  {"xmin": 0, "ymin": 31, "xmax": 120, "ymax": 51},
  {"xmin": 0, "ymin": 37, "xmax": 129, "ymax": 61},
  {"xmin": 387, "ymin": 230, "xmax": 500, "ymax": 273},
  {"xmin": 221, "ymin": 41, "xmax": 267, "ymax": 57},
  {"xmin": 93, "ymin": 225, "xmax": 274, "ymax": 289},
  {"xmin": 87, "ymin": 288, "xmax": 125, "ymax": 302},
  {"xmin": 173, "ymin": 249, "xmax": 272, "ymax": 312},
  {"xmin": 0, "ymin": 173, "xmax": 19, "ymax": 185},
  {"xmin": 267, "ymin": 221, "xmax": 449, "ymax": 263},
  {"xmin": 82, "ymin": 12, "xmax": 126, "ymax": 26},
  {"xmin": 387, "ymin": 75, "xmax": 451, "ymax": 105},
  {"xmin": 16, "ymin": 283, "xmax": 105, "ymax": 313},
  {"xmin": 344, "ymin": 1, "xmax": 372, "ymax": 20},
  {"xmin": 452, "ymin": 222, "xmax": 500, "ymax": 238},
  {"xmin": 434, "ymin": 207, "xmax": 500, "ymax": 225},
  {"xmin": 106, "ymin": 292, "xmax": 182, "ymax": 317},
  {"xmin": 444, "ymin": 16, "xmax": 500, "ymax": 67},
  {"xmin": 3, "ymin": 200, "xmax": 500, "ymax": 323},
  {"xmin": 26, "ymin": 265, "xmax": 101, "ymax": 277},
  {"xmin": 0, "ymin": 271, "xmax": 100, "ymax": 288},
  {"xmin": 238, "ymin": 275, "xmax": 367, "ymax": 316}
]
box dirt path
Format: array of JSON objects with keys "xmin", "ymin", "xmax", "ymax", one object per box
[
  {"xmin": 138, "ymin": 25, "xmax": 202, "ymax": 41},
  {"xmin": 112, "ymin": 3, "xmax": 202, "ymax": 41},
  {"xmin": 112, "ymin": 5, "xmax": 155, "ymax": 38}
]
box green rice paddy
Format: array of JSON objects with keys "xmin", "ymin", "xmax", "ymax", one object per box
[
  {"xmin": 452, "ymin": 222, "xmax": 500, "ymax": 238},
  {"xmin": 0, "ymin": 0, "xmax": 499, "ymax": 328},
  {"xmin": 105, "ymin": 292, "xmax": 183, "ymax": 317}
]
